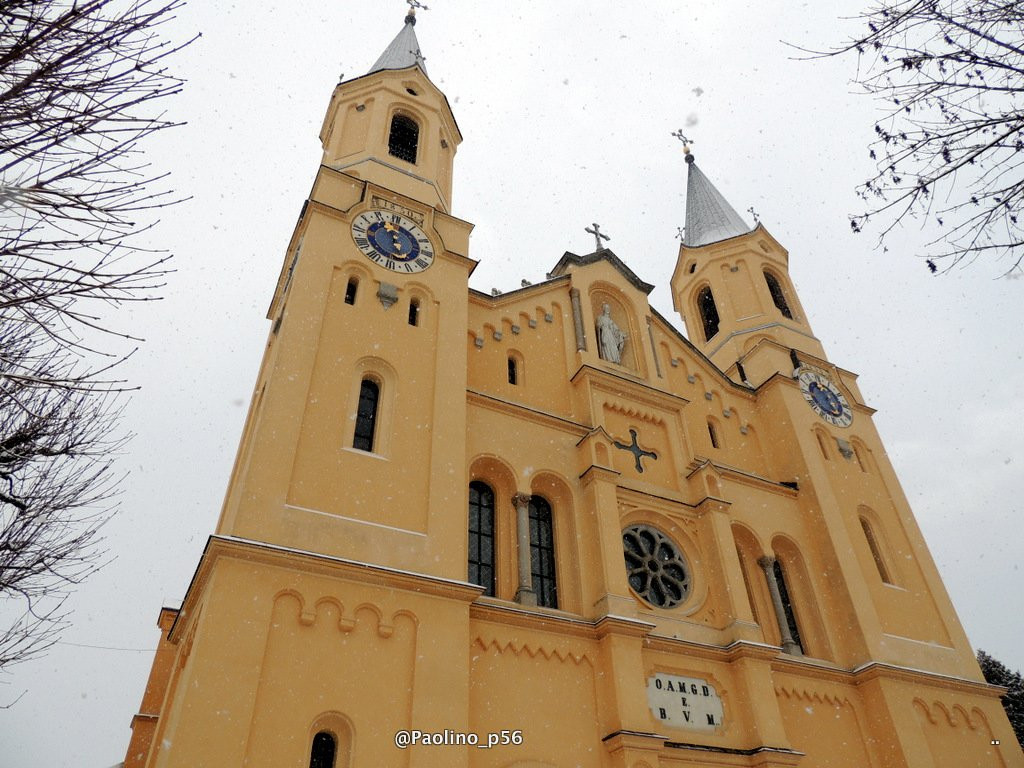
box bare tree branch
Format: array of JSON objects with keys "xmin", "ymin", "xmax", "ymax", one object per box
[
  {"xmin": 0, "ymin": 0, "xmax": 193, "ymax": 674},
  {"xmin": 801, "ymin": 0, "xmax": 1024, "ymax": 275}
]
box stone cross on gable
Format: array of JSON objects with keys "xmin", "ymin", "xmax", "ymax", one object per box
[
  {"xmin": 613, "ymin": 429, "xmax": 658, "ymax": 473},
  {"xmin": 586, "ymin": 222, "xmax": 610, "ymax": 252}
]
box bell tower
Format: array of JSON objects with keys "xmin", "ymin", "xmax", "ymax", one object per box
[
  {"xmin": 318, "ymin": 8, "xmax": 461, "ymax": 211},
  {"xmin": 214, "ymin": 6, "xmax": 475, "ymax": 579},
  {"xmin": 670, "ymin": 147, "xmax": 825, "ymax": 386}
]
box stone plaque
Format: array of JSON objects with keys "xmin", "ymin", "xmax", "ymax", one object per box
[{"xmin": 646, "ymin": 673, "xmax": 724, "ymax": 731}]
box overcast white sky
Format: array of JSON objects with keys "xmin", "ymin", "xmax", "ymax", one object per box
[{"xmin": 3, "ymin": 2, "xmax": 1022, "ymax": 766}]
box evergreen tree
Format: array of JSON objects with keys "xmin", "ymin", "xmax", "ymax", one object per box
[{"xmin": 977, "ymin": 649, "xmax": 1024, "ymax": 747}]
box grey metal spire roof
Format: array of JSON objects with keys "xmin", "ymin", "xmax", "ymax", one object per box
[
  {"xmin": 368, "ymin": 11, "xmax": 428, "ymax": 76},
  {"xmin": 683, "ymin": 153, "xmax": 753, "ymax": 247}
]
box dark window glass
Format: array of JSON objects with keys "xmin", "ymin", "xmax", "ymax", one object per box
[
  {"xmin": 408, "ymin": 298, "xmax": 419, "ymax": 326},
  {"xmin": 353, "ymin": 379, "xmax": 379, "ymax": 452},
  {"xmin": 707, "ymin": 421, "xmax": 719, "ymax": 449},
  {"xmin": 773, "ymin": 559, "xmax": 803, "ymax": 653},
  {"xmin": 507, "ymin": 357, "xmax": 517, "ymax": 385},
  {"xmin": 344, "ymin": 277, "xmax": 358, "ymax": 305},
  {"xmin": 468, "ymin": 481, "xmax": 495, "ymax": 596},
  {"xmin": 764, "ymin": 271, "xmax": 793, "ymax": 319},
  {"xmin": 698, "ymin": 286, "xmax": 720, "ymax": 341},
  {"xmin": 309, "ymin": 731, "xmax": 336, "ymax": 768},
  {"xmin": 388, "ymin": 114, "xmax": 419, "ymax": 164},
  {"xmin": 529, "ymin": 496, "xmax": 557, "ymax": 608}
]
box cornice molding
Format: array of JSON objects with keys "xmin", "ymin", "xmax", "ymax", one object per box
[
  {"xmin": 466, "ymin": 389, "xmax": 591, "ymax": 436},
  {"xmin": 169, "ymin": 535, "xmax": 483, "ymax": 641}
]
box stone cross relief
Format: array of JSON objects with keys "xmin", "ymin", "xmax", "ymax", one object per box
[{"xmin": 613, "ymin": 429, "xmax": 658, "ymax": 473}]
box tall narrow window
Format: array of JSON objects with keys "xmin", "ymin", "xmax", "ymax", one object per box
[
  {"xmin": 353, "ymin": 379, "xmax": 379, "ymax": 452},
  {"xmin": 772, "ymin": 559, "xmax": 803, "ymax": 654},
  {"xmin": 861, "ymin": 518, "xmax": 893, "ymax": 584},
  {"xmin": 507, "ymin": 356, "xmax": 518, "ymax": 385},
  {"xmin": 528, "ymin": 496, "xmax": 557, "ymax": 608},
  {"xmin": 309, "ymin": 731, "xmax": 336, "ymax": 768},
  {"xmin": 736, "ymin": 548, "xmax": 760, "ymax": 625},
  {"xmin": 816, "ymin": 432, "xmax": 830, "ymax": 460},
  {"xmin": 853, "ymin": 444, "xmax": 868, "ymax": 472},
  {"xmin": 697, "ymin": 286, "xmax": 720, "ymax": 341},
  {"xmin": 707, "ymin": 420, "xmax": 720, "ymax": 449},
  {"xmin": 468, "ymin": 482, "xmax": 496, "ymax": 596},
  {"xmin": 388, "ymin": 114, "xmax": 419, "ymax": 163},
  {"xmin": 764, "ymin": 271, "xmax": 793, "ymax": 319},
  {"xmin": 344, "ymin": 277, "xmax": 358, "ymax": 305},
  {"xmin": 408, "ymin": 298, "xmax": 420, "ymax": 326}
]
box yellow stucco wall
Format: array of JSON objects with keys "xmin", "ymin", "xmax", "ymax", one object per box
[{"xmin": 125, "ymin": 46, "xmax": 1022, "ymax": 768}]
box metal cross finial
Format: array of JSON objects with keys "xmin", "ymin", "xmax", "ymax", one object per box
[
  {"xmin": 747, "ymin": 206, "xmax": 760, "ymax": 224},
  {"xmin": 613, "ymin": 429, "xmax": 658, "ymax": 473},
  {"xmin": 586, "ymin": 222, "xmax": 610, "ymax": 252},
  {"xmin": 675, "ymin": 226, "xmax": 686, "ymax": 241},
  {"xmin": 406, "ymin": 0, "xmax": 429, "ymax": 11},
  {"xmin": 672, "ymin": 129, "xmax": 694, "ymax": 157},
  {"xmin": 410, "ymin": 48, "xmax": 427, "ymax": 66}
]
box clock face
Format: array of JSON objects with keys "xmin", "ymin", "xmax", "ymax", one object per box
[
  {"xmin": 797, "ymin": 368, "xmax": 853, "ymax": 427},
  {"xmin": 351, "ymin": 210, "xmax": 434, "ymax": 273}
]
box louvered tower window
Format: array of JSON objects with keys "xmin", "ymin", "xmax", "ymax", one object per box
[
  {"xmin": 764, "ymin": 271, "xmax": 793, "ymax": 319},
  {"xmin": 388, "ymin": 114, "xmax": 419, "ymax": 163},
  {"xmin": 697, "ymin": 285, "xmax": 720, "ymax": 341}
]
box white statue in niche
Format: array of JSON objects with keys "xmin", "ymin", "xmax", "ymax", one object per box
[{"xmin": 596, "ymin": 303, "xmax": 627, "ymax": 364}]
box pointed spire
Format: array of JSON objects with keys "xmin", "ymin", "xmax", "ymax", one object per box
[
  {"xmin": 368, "ymin": 6, "xmax": 429, "ymax": 76},
  {"xmin": 682, "ymin": 149, "xmax": 754, "ymax": 248}
]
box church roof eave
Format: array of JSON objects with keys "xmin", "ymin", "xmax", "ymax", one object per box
[{"xmin": 549, "ymin": 249, "xmax": 655, "ymax": 295}]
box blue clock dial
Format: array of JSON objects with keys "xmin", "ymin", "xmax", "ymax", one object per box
[
  {"xmin": 365, "ymin": 220, "xmax": 421, "ymax": 261},
  {"xmin": 351, "ymin": 209, "xmax": 435, "ymax": 273},
  {"xmin": 797, "ymin": 368, "xmax": 853, "ymax": 428},
  {"xmin": 808, "ymin": 382, "xmax": 843, "ymax": 417}
]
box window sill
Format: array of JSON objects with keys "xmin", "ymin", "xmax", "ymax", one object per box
[{"xmin": 342, "ymin": 446, "xmax": 389, "ymax": 461}]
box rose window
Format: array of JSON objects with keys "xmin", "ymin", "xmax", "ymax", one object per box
[{"xmin": 622, "ymin": 525, "xmax": 691, "ymax": 608}]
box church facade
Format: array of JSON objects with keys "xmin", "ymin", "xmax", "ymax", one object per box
[{"xmin": 124, "ymin": 9, "xmax": 1021, "ymax": 768}]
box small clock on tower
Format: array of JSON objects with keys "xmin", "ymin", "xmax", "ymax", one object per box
[{"xmin": 351, "ymin": 209, "xmax": 435, "ymax": 273}]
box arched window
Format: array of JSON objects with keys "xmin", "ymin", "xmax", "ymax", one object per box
[
  {"xmin": 309, "ymin": 731, "xmax": 336, "ymax": 768},
  {"xmin": 529, "ymin": 496, "xmax": 557, "ymax": 608},
  {"xmin": 352, "ymin": 379, "xmax": 379, "ymax": 452},
  {"xmin": 697, "ymin": 285, "xmax": 720, "ymax": 341},
  {"xmin": 853, "ymin": 444, "xmax": 868, "ymax": 472},
  {"xmin": 344, "ymin": 277, "xmax": 358, "ymax": 305},
  {"xmin": 772, "ymin": 559, "xmax": 803, "ymax": 654},
  {"xmin": 707, "ymin": 419, "xmax": 720, "ymax": 449},
  {"xmin": 764, "ymin": 271, "xmax": 793, "ymax": 319},
  {"xmin": 816, "ymin": 431, "xmax": 831, "ymax": 460},
  {"xmin": 388, "ymin": 114, "xmax": 419, "ymax": 164},
  {"xmin": 507, "ymin": 356, "xmax": 518, "ymax": 385},
  {"xmin": 408, "ymin": 297, "xmax": 420, "ymax": 326},
  {"xmin": 860, "ymin": 517, "xmax": 893, "ymax": 584},
  {"xmin": 468, "ymin": 481, "xmax": 496, "ymax": 596}
]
